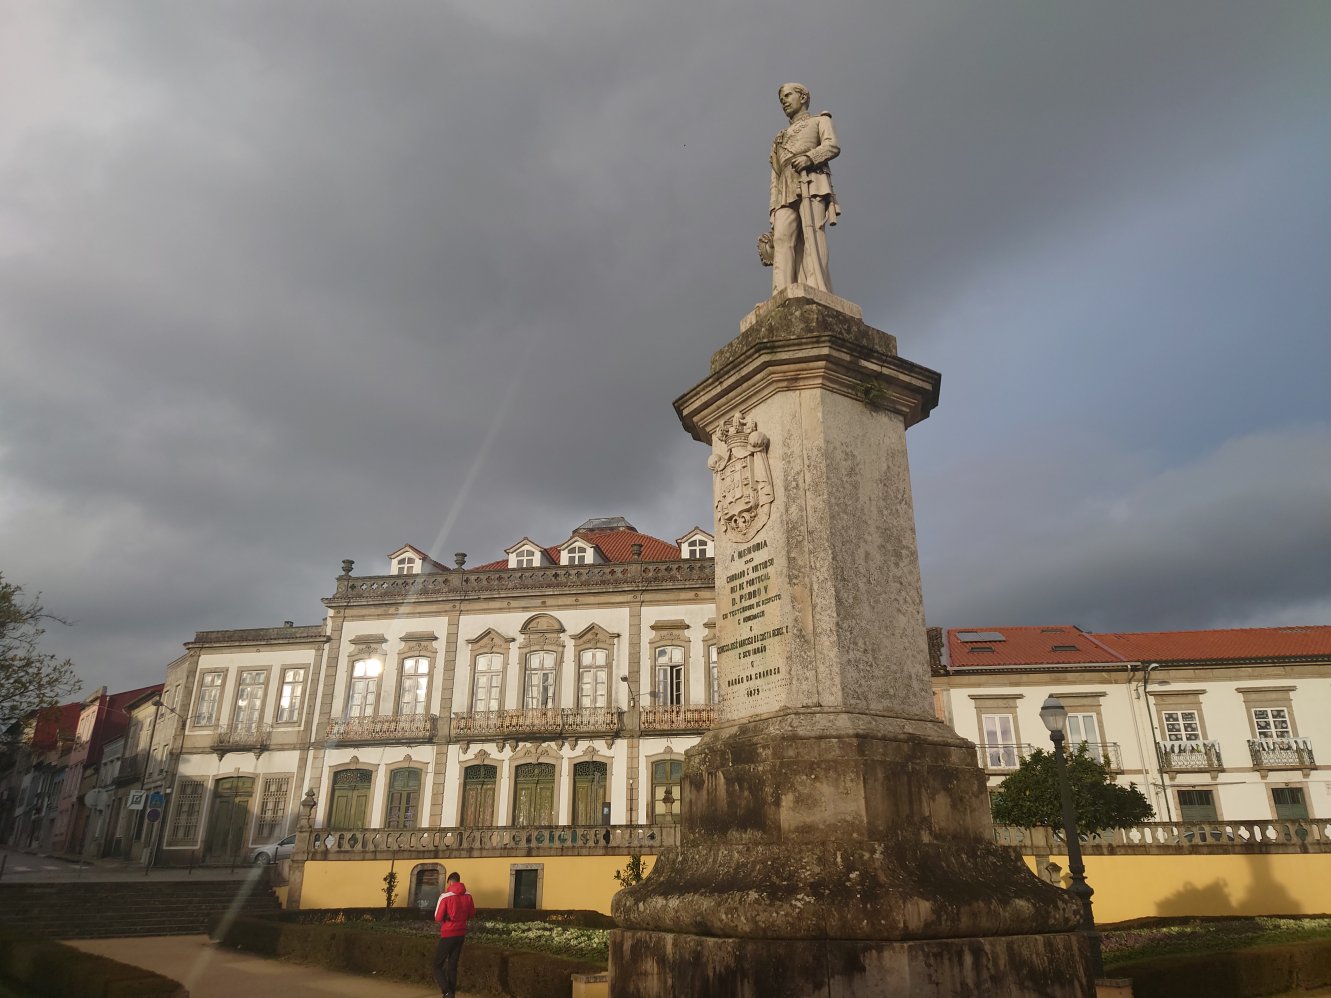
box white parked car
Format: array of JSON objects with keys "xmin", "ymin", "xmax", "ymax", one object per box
[{"xmin": 252, "ymin": 833, "xmax": 297, "ymax": 864}]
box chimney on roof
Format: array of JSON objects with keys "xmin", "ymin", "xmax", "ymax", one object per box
[{"xmin": 454, "ymin": 552, "xmax": 467, "ymax": 569}]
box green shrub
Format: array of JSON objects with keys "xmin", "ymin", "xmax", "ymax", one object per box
[{"xmin": 1118, "ymin": 937, "xmax": 1331, "ymax": 998}]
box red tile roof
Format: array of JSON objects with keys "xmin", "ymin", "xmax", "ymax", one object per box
[
  {"xmin": 471, "ymin": 529, "xmax": 684, "ymax": 571},
  {"xmin": 947, "ymin": 624, "xmax": 1331, "ymax": 669},
  {"xmin": 1094, "ymin": 626, "xmax": 1331, "ymax": 664},
  {"xmin": 948, "ymin": 626, "xmax": 1120, "ymax": 668}
]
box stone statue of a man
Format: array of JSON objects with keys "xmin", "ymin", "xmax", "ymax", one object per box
[{"xmin": 761, "ymin": 82, "xmax": 840, "ymax": 295}]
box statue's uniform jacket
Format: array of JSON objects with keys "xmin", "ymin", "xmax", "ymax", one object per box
[{"xmin": 769, "ymin": 112, "xmax": 840, "ymax": 215}]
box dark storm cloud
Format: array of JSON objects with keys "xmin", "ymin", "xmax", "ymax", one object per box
[{"xmin": 1, "ymin": 0, "xmax": 1328, "ymax": 693}]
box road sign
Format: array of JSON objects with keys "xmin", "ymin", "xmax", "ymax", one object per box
[
  {"xmin": 147, "ymin": 791, "xmax": 166, "ymax": 808},
  {"xmin": 146, "ymin": 808, "xmax": 162, "ymax": 823},
  {"xmin": 127, "ymin": 790, "xmax": 146, "ymax": 811}
]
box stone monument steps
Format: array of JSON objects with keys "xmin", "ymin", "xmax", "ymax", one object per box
[{"xmin": 0, "ymin": 879, "xmax": 280, "ymax": 938}]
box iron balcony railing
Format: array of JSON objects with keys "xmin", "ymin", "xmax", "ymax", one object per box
[
  {"xmin": 210, "ymin": 722, "xmax": 272, "ymax": 754},
  {"xmin": 640, "ymin": 705, "xmax": 717, "ymax": 732},
  {"xmin": 977, "ymin": 743, "xmax": 1036, "ymax": 772},
  {"xmin": 1157, "ymin": 739, "xmax": 1223, "ymax": 771},
  {"xmin": 451, "ymin": 707, "xmax": 620, "ymax": 740},
  {"xmin": 1248, "ymin": 736, "xmax": 1315, "ymax": 769},
  {"xmin": 325, "ymin": 713, "xmax": 438, "ymax": 745}
]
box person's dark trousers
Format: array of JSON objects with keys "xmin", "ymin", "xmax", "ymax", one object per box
[{"xmin": 433, "ymin": 935, "xmax": 466, "ymax": 996}]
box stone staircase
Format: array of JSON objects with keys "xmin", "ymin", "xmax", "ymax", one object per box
[{"xmin": 0, "ymin": 878, "xmax": 281, "ymax": 939}]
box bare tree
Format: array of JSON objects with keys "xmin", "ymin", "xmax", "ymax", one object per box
[{"xmin": 0, "ymin": 572, "xmax": 80, "ymax": 735}]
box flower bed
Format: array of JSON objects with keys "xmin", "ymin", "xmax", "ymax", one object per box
[{"xmin": 1103, "ymin": 916, "xmax": 1331, "ymax": 969}]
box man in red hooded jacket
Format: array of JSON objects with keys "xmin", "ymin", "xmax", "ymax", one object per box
[{"xmin": 433, "ymin": 871, "xmax": 476, "ymax": 998}]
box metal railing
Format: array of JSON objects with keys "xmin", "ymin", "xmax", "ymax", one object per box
[
  {"xmin": 210, "ymin": 722, "xmax": 272, "ymax": 753},
  {"xmin": 1248, "ymin": 736, "xmax": 1315, "ymax": 769},
  {"xmin": 640, "ymin": 705, "xmax": 717, "ymax": 732},
  {"xmin": 1157, "ymin": 739, "xmax": 1223, "ymax": 771},
  {"xmin": 976, "ymin": 743, "xmax": 1036, "ymax": 772},
  {"xmin": 325, "ymin": 713, "xmax": 438, "ymax": 745},
  {"xmin": 451, "ymin": 708, "xmax": 620, "ymax": 739}
]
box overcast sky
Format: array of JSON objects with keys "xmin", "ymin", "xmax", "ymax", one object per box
[{"xmin": 3, "ymin": 0, "xmax": 1329, "ymax": 696}]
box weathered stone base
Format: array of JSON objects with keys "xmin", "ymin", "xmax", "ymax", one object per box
[{"xmin": 611, "ymin": 928, "xmax": 1094, "ymax": 997}]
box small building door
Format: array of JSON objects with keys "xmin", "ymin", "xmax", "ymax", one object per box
[
  {"xmin": 513, "ymin": 868, "xmax": 539, "ymax": 909},
  {"xmin": 204, "ymin": 776, "xmax": 255, "ymax": 861},
  {"xmin": 328, "ymin": 769, "xmax": 373, "ymax": 829}
]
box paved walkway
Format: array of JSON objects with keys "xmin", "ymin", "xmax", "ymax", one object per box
[{"xmin": 69, "ymin": 935, "xmax": 481, "ymax": 998}]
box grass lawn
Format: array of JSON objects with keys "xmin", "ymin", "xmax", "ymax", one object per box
[{"xmin": 1103, "ymin": 916, "xmax": 1331, "ymax": 969}]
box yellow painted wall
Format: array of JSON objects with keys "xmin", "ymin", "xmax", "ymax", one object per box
[
  {"xmin": 299, "ymin": 855, "xmax": 657, "ymax": 914},
  {"xmin": 1024, "ymin": 853, "xmax": 1331, "ymax": 924},
  {"xmin": 297, "ymin": 852, "xmax": 1331, "ymax": 924}
]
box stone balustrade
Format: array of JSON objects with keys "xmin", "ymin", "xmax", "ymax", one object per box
[
  {"xmin": 325, "ymin": 713, "xmax": 438, "ymax": 745},
  {"xmin": 330, "ymin": 560, "xmax": 714, "ymax": 605},
  {"xmin": 1248, "ymin": 736, "xmax": 1316, "ymax": 769},
  {"xmin": 994, "ymin": 819, "xmax": 1331, "ymax": 853},
  {"xmin": 302, "ymin": 822, "xmax": 677, "ymax": 860}
]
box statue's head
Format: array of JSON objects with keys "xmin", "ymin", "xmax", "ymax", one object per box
[{"xmin": 778, "ymin": 83, "xmax": 810, "ymax": 115}]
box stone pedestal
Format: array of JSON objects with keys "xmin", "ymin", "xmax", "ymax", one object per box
[{"xmin": 610, "ymin": 287, "xmax": 1093, "ymax": 997}]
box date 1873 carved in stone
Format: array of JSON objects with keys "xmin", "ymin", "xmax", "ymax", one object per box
[{"xmin": 707, "ymin": 412, "xmax": 773, "ymax": 543}]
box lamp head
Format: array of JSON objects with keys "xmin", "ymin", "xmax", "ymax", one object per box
[{"xmin": 1039, "ymin": 695, "xmax": 1068, "ymax": 734}]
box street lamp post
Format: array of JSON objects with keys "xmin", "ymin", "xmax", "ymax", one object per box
[{"xmin": 1039, "ymin": 694, "xmax": 1103, "ymax": 977}]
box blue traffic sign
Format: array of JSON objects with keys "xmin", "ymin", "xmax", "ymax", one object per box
[{"xmin": 147, "ymin": 791, "xmax": 166, "ymax": 808}]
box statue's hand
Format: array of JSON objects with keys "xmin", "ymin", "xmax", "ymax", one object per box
[{"xmin": 790, "ymin": 154, "xmax": 813, "ymax": 171}]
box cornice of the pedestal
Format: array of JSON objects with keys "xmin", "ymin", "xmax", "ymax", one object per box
[{"xmin": 674, "ymin": 294, "xmax": 942, "ymax": 444}]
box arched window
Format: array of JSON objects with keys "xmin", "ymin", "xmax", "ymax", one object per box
[
  {"xmin": 524, "ymin": 651, "xmax": 556, "ymax": 709},
  {"xmin": 573, "ymin": 760, "xmax": 608, "ymax": 825},
  {"xmin": 328, "ymin": 768, "xmax": 373, "ymax": 829},
  {"xmin": 652, "ymin": 759, "xmax": 684, "ymax": 825},
  {"xmin": 461, "ymin": 764, "xmax": 496, "ymax": 826},
  {"xmin": 512, "ymin": 762, "xmax": 555, "ymax": 826},
  {"xmin": 385, "ymin": 768, "xmax": 421, "ymax": 828}
]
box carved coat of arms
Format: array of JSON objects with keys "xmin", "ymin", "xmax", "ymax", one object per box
[{"xmin": 707, "ymin": 412, "xmax": 774, "ymax": 543}]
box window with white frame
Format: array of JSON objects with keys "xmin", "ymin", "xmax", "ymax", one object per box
[
  {"xmin": 473, "ymin": 653, "xmax": 502, "ymax": 712},
  {"xmin": 515, "ymin": 549, "xmax": 537, "ymax": 568},
  {"xmin": 578, "ymin": 649, "xmax": 608, "ymax": 708},
  {"xmin": 524, "ymin": 650, "xmax": 556, "ymax": 709},
  {"xmin": 685, "ymin": 537, "xmax": 711, "ymax": 559},
  {"xmin": 276, "ymin": 668, "xmax": 305, "ymax": 724},
  {"xmin": 194, "ymin": 672, "xmax": 223, "ymax": 726},
  {"xmin": 1252, "ymin": 707, "xmax": 1292, "ymax": 741},
  {"xmin": 394, "ymin": 555, "xmax": 418, "ymax": 575},
  {"xmin": 1066, "ymin": 713, "xmax": 1103, "ymax": 761},
  {"xmin": 399, "ymin": 657, "xmax": 429, "ymax": 715},
  {"xmin": 565, "ymin": 544, "xmax": 590, "ymax": 565},
  {"xmin": 348, "ymin": 658, "xmax": 382, "ymax": 717},
  {"xmin": 1161, "ymin": 709, "xmax": 1202, "ymax": 743},
  {"xmin": 655, "ymin": 646, "xmax": 684, "ymax": 707},
  {"xmin": 982, "ymin": 714, "xmax": 1018, "ymax": 768},
  {"xmin": 233, "ymin": 671, "xmax": 265, "ymax": 729},
  {"xmin": 708, "ymin": 645, "xmax": 719, "ymax": 704}
]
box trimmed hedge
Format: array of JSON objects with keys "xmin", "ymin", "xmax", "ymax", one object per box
[
  {"xmin": 0, "ymin": 938, "xmax": 184, "ymax": 998},
  {"xmin": 210, "ymin": 915, "xmax": 605, "ymax": 998},
  {"xmin": 1117, "ymin": 936, "xmax": 1331, "ymax": 998},
  {"xmin": 279, "ymin": 906, "xmax": 614, "ymax": 929}
]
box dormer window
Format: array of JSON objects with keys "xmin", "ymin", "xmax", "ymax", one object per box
[
  {"xmin": 677, "ymin": 528, "xmax": 714, "ymax": 560},
  {"xmin": 516, "ymin": 549, "xmax": 536, "ymax": 568},
  {"xmin": 565, "ymin": 544, "xmax": 590, "ymax": 566},
  {"xmin": 395, "ymin": 555, "xmax": 418, "ymax": 575}
]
